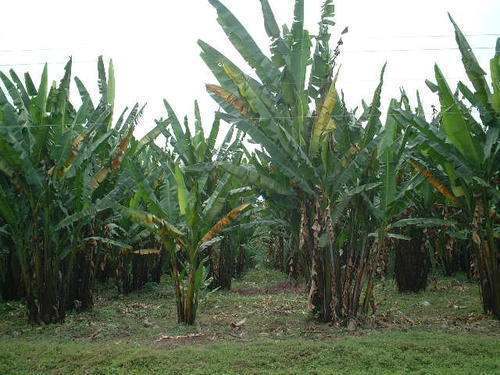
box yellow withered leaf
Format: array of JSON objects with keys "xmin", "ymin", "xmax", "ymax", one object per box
[
  {"xmin": 206, "ymin": 84, "xmax": 250, "ymax": 117},
  {"xmin": 201, "ymin": 203, "xmax": 251, "ymax": 243},
  {"xmin": 56, "ymin": 132, "xmax": 87, "ymax": 177},
  {"xmin": 90, "ymin": 129, "xmax": 133, "ymax": 190},
  {"xmin": 134, "ymin": 248, "xmax": 161, "ymax": 256},
  {"xmin": 310, "ymin": 71, "xmax": 339, "ymax": 157},
  {"xmin": 112, "ymin": 128, "xmax": 133, "ymax": 171},
  {"xmin": 411, "ymin": 160, "xmax": 458, "ymax": 204},
  {"xmin": 90, "ymin": 167, "xmax": 110, "ymax": 190}
]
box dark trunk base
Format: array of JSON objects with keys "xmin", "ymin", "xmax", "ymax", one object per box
[
  {"xmin": 26, "ymin": 295, "xmax": 66, "ymax": 324},
  {"xmin": 477, "ymin": 239, "xmax": 500, "ymax": 320},
  {"xmin": 209, "ymin": 239, "xmax": 234, "ymax": 291},
  {"xmin": 96, "ymin": 254, "xmax": 115, "ymax": 283},
  {"xmin": 116, "ymin": 251, "xmax": 163, "ymax": 294},
  {"xmin": 132, "ymin": 253, "xmax": 162, "ymax": 289},
  {"xmin": 394, "ymin": 232, "xmax": 431, "ymax": 293},
  {"xmin": 1, "ymin": 251, "xmax": 24, "ymax": 301},
  {"xmin": 67, "ymin": 248, "xmax": 95, "ymax": 311},
  {"xmin": 436, "ymin": 236, "xmax": 472, "ymax": 277},
  {"xmin": 25, "ymin": 263, "xmax": 66, "ymax": 325},
  {"xmin": 234, "ymin": 245, "xmax": 246, "ymax": 278}
]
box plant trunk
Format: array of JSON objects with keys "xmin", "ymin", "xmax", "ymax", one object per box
[
  {"xmin": 115, "ymin": 251, "xmax": 133, "ymax": 294},
  {"xmin": 288, "ymin": 212, "xmax": 308, "ymax": 281},
  {"xmin": 132, "ymin": 253, "xmax": 161, "ymax": 290},
  {"xmin": 215, "ymin": 237, "xmax": 233, "ymax": 290},
  {"xmin": 375, "ymin": 239, "xmax": 390, "ymax": 278},
  {"xmin": 306, "ymin": 197, "xmax": 375, "ymax": 324},
  {"xmin": 472, "ymin": 196, "xmax": 500, "ymax": 319},
  {"xmin": 394, "ymin": 228, "xmax": 431, "ymax": 293},
  {"xmin": 67, "ymin": 246, "xmax": 95, "ymax": 311},
  {"xmin": 169, "ymin": 242, "xmax": 198, "ymax": 325},
  {"xmin": 115, "ymin": 248, "xmax": 163, "ymax": 294},
  {"xmin": 24, "ymin": 247, "xmax": 66, "ymax": 324},
  {"xmin": 269, "ymin": 235, "xmax": 285, "ymax": 272},
  {"xmin": 307, "ymin": 199, "xmax": 333, "ymax": 322},
  {"xmin": 234, "ymin": 244, "xmax": 246, "ymax": 278},
  {"xmin": 209, "ymin": 242, "xmax": 231, "ymax": 290},
  {"xmin": 95, "ymin": 252, "xmax": 114, "ymax": 283},
  {"xmin": 16, "ymin": 215, "xmax": 70, "ymax": 324},
  {"xmin": 433, "ymin": 206, "xmax": 462, "ymax": 276},
  {"xmin": 181, "ymin": 267, "xmax": 197, "ymax": 325},
  {"xmin": 1, "ymin": 248, "xmax": 24, "ymax": 301}
]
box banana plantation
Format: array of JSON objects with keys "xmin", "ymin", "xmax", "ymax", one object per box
[{"xmin": 0, "ymin": 0, "xmax": 499, "ymax": 373}]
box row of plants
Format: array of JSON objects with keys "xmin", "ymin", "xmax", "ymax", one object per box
[
  {"xmin": 0, "ymin": 57, "xmax": 258, "ymax": 324},
  {"xmin": 0, "ymin": 0, "xmax": 498, "ymax": 325},
  {"xmin": 200, "ymin": 0, "xmax": 498, "ymax": 321}
]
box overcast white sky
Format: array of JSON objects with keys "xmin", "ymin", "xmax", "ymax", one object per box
[{"xmin": 1, "ymin": 0, "xmax": 499, "ymax": 138}]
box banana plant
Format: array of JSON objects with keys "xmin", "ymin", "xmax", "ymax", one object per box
[
  {"xmin": 207, "ymin": 168, "xmax": 257, "ymax": 289},
  {"xmin": 396, "ymin": 18, "xmax": 499, "ymax": 318},
  {"xmin": 95, "ymin": 145, "xmax": 169, "ymax": 293},
  {"xmin": 201, "ymin": 0, "xmax": 388, "ymax": 323},
  {"xmin": 0, "ymin": 57, "xmax": 150, "ymax": 323},
  {"xmin": 124, "ymin": 102, "xmax": 252, "ymax": 324},
  {"xmin": 221, "ymin": 149, "xmax": 304, "ymax": 278}
]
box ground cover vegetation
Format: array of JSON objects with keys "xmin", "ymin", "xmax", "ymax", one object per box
[{"xmin": 0, "ymin": 0, "xmax": 498, "ymax": 373}]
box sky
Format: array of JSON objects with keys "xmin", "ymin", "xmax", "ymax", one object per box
[{"xmin": 1, "ymin": 0, "xmax": 499, "ymax": 138}]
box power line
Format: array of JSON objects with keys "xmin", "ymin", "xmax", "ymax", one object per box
[
  {"xmin": 0, "ymin": 41, "xmax": 496, "ymax": 56},
  {"xmin": 0, "ymin": 45, "xmax": 494, "ymax": 69},
  {"xmin": 361, "ymin": 33, "xmax": 500, "ymax": 39},
  {"xmin": 342, "ymin": 46, "xmax": 493, "ymax": 53},
  {"xmin": 0, "ymin": 60, "xmax": 96, "ymax": 68},
  {"xmin": 0, "ymin": 45, "xmax": 93, "ymax": 54},
  {"xmin": 0, "ymin": 110, "xmax": 481, "ymax": 129},
  {"xmin": 339, "ymin": 76, "xmax": 465, "ymax": 83},
  {"xmin": 0, "ymin": 32, "xmax": 497, "ymax": 54}
]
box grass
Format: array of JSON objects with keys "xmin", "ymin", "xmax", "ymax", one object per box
[
  {"xmin": 1, "ymin": 332, "xmax": 499, "ymax": 374},
  {"xmin": 0, "ymin": 266, "xmax": 499, "ymax": 374}
]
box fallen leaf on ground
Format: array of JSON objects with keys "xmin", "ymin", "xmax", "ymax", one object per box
[
  {"xmin": 155, "ymin": 333, "xmax": 204, "ymax": 343},
  {"xmin": 230, "ymin": 318, "xmax": 247, "ymax": 330}
]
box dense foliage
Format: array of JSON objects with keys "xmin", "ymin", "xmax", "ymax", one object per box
[{"xmin": 0, "ymin": 0, "xmax": 498, "ymax": 327}]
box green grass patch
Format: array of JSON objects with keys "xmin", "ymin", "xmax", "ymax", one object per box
[
  {"xmin": 0, "ymin": 331, "xmax": 498, "ymax": 374},
  {"xmin": 0, "ymin": 269, "xmax": 499, "ymax": 374}
]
